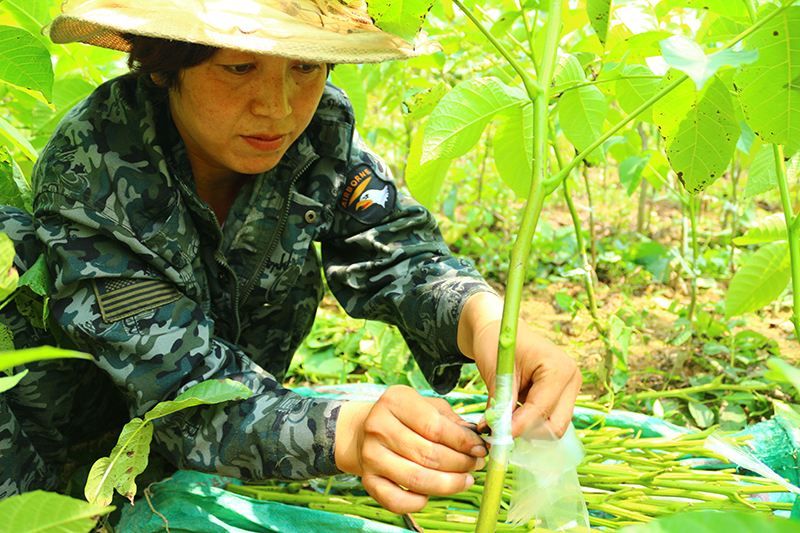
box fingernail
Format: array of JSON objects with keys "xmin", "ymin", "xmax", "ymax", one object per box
[
  {"xmin": 465, "ymin": 474, "xmax": 475, "ymax": 489},
  {"xmin": 476, "ymin": 457, "xmax": 486, "ymax": 470},
  {"xmin": 471, "ymin": 445, "xmax": 488, "ymax": 457}
]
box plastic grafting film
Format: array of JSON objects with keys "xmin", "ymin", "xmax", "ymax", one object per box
[{"xmin": 507, "ymin": 421, "xmax": 590, "ymax": 531}]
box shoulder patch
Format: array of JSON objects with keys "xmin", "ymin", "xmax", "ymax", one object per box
[
  {"xmin": 338, "ymin": 164, "xmax": 397, "ymax": 224},
  {"xmin": 92, "ymin": 278, "xmax": 181, "ymax": 323}
]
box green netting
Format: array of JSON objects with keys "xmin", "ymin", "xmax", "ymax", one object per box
[{"xmin": 117, "ymin": 470, "xmax": 406, "ymax": 533}]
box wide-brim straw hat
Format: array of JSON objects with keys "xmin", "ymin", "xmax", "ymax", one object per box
[{"xmin": 49, "ymin": 0, "xmax": 439, "ymax": 64}]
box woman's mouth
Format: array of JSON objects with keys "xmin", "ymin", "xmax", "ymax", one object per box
[{"xmin": 242, "ymin": 134, "xmax": 286, "ymax": 151}]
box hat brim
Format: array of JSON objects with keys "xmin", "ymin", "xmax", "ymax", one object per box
[{"xmin": 49, "ymin": 2, "xmax": 440, "ymax": 64}]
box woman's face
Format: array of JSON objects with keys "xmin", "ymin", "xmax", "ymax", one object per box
[{"xmin": 169, "ymin": 49, "xmax": 328, "ymax": 184}]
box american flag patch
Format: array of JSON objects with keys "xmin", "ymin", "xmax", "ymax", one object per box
[{"xmin": 92, "ymin": 278, "xmax": 181, "ymax": 323}]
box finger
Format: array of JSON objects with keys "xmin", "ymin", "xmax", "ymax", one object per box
[
  {"xmin": 385, "ymin": 421, "xmax": 485, "ymax": 472},
  {"xmin": 362, "ymin": 473, "xmax": 429, "ymax": 514},
  {"xmin": 511, "ymin": 363, "xmax": 581, "ymax": 438},
  {"xmin": 370, "ymin": 446, "xmax": 476, "ymax": 496},
  {"xmin": 385, "ymin": 390, "xmax": 485, "ymax": 455},
  {"xmin": 544, "ymin": 368, "xmax": 582, "ymax": 437}
]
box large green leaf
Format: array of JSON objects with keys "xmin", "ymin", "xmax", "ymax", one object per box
[
  {"xmin": 553, "ymin": 54, "xmax": 586, "ymax": 89},
  {"xmin": 0, "ymin": 147, "xmax": 31, "ymax": 211},
  {"xmin": 734, "ymin": 6, "xmax": 800, "ymax": 150},
  {"xmin": 587, "ymin": 0, "xmax": 611, "ymax": 45},
  {"xmin": 422, "ymin": 77, "xmax": 526, "ymax": 164},
  {"xmin": 621, "ymin": 510, "xmax": 798, "ymax": 533},
  {"xmin": 615, "ymin": 64, "xmax": 661, "ymax": 121},
  {"xmin": 655, "ymin": 0, "xmax": 749, "ymax": 21},
  {"xmin": 17, "ymin": 254, "xmax": 50, "ymax": 297},
  {"xmin": 85, "ymin": 418, "xmax": 153, "ymax": 506},
  {"xmin": 402, "ymin": 82, "xmax": 449, "ymax": 122},
  {"xmin": 331, "ymin": 65, "xmax": 367, "ymax": 126},
  {"xmin": 767, "ymin": 358, "xmax": 800, "ymax": 397},
  {"xmin": 0, "ymin": 369, "xmax": 27, "ymax": 394},
  {"xmin": 665, "ymin": 76, "xmax": 738, "ymax": 193},
  {"xmin": 0, "ymin": 115, "xmax": 38, "ymax": 161},
  {"xmin": 0, "ymin": 347, "xmax": 92, "ymax": 373},
  {"xmin": 405, "ymin": 124, "xmax": 451, "ymax": 210},
  {"xmin": 725, "ymin": 242, "xmax": 791, "ymax": 318},
  {"xmin": 743, "ymin": 146, "xmax": 778, "ymax": 198},
  {"xmin": 0, "ymin": 490, "xmax": 113, "ymax": 533},
  {"xmin": 1, "ymin": 1, "xmax": 55, "ymax": 46},
  {"xmin": 558, "ymin": 84, "xmax": 608, "ymax": 158},
  {"xmin": 0, "ymin": 232, "xmax": 17, "ymax": 301},
  {"xmin": 144, "ymin": 378, "xmax": 253, "ymax": 421},
  {"xmin": 493, "ymin": 102, "xmax": 533, "ymax": 199},
  {"xmin": 652, "ymin": 71, "xmax": 694, "ymax": 139},
  {"xmin": 660, "ymin": 35, "xmax": 757, "ymax": 89},
  {"xmin": 619, "ymin": 154, "xmax": 650, "ymax": 195},
  {"xmin": 0, "ymin": 26, "xmax": 53, "ymax": 102},
  {"xmin": 733, "ymin": 214, "xmax": 788, "ymax": 245},
  {"xmin": 367, "ymin": 0, "xmax": 435, "ymax": 41}
]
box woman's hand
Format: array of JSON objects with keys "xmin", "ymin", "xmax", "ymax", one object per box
[
  {"xmin": 458, "ymin": 292, "xmax": 582, "ymax": 437},
  {"xmin": 334, "ymin": 385, "xmax": 487, "ymax": 514}
]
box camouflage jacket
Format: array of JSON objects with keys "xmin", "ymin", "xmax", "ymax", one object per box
[{"xmin": 31, "ymin": 74, "xmax": 492, "ymax": 480}]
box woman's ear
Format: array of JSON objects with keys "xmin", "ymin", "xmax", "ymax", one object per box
[{"xmin": 150, "ymin": 73, "xmax": 166, "ymax": 87}]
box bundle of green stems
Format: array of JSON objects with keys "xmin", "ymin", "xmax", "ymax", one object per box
[{"xmin": 227, "ymin": 426, "xmax": 794, "ymax": 531}]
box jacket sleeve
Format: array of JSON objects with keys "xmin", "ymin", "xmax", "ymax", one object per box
[
  {"xmin": 34, "ymin": 188, "xmax": 342, "ymax": 480},
  {"xmin": 321, "ymin": 137, "xmax": 496, "ymax": 394}
]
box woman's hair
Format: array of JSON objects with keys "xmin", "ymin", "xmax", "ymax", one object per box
[
  {"xmin": 125, "ymin": 34, "xmax": 334, "ymax": 90},
  {"xmin": 126, "ymin": 35, "xmax": 217, "ymax": 90}
]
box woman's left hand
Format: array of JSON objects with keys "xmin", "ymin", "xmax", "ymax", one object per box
[{"xmin": 458, "ymin": 292, "xmax": 582, "ymax": 438}]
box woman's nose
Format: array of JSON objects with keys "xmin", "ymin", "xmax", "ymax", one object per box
[{"xmin": 251, "ymin": 74, "xmax": 292, "ymax": 119}]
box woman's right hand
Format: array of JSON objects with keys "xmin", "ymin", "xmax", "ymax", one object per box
[{"xmin": 335, "ymin": 385, "xmax": 487, "ymax": 514}]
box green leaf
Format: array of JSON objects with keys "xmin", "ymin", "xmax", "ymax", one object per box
[
  {"xmin": 743, "ymin": 146, "xmax": 778, "ymax": 198},
  {"xmin": 1, "ymin": 1, "xmax": 55, "ymax": 45},
  {"xmin": 733, "ymin": 214, "xmax": 787, "ymax": 245},
  {"xmin": 587, "ymin": 0, "xmax": 611, "ymax": 45},
  {"xmin": 734, "ymin": 6, "xmax": 800, "ymax": 149},
  {"xmin": 665, "ymin": 76, "xmax": 738, "ymax": 193},
  {"xmin": 553, "ymin": 54, "xmax": 586, "ymax": 89},
  {"xmin": 688, "ymin": 401, "xmax": 715, "ymax": 428},
  {"xmin": 725, "ymin": 242, "xmax": 791, "ymax": 318},
  {"xmin": 0, "ymin": 346, "xmax": 92, "ymax": 373},
  {"xmin": 655, "ymin": 0, "xmax": 749, "ymax": 21},
  {"xmin": 660, "ymin": 35, "xmax": 757, "ymax": 89},
  {"xmin": 368, "ymin": 0, "xmax": 435, "ymax": 41},
  {"xmin": 719, "ymin": 403, "xmax": 747, "ymax": 431},
  {"xmin": 422, "ymin": 77, "xmax": 526, "ymax": 164},
  {"xmin": 17, "ymin": 254, "xmax": 50, "ymax": 296},
  {"xmin": 0, "ymin": 490, "xmax": 113, "ymax": 533},
  {"xmin": 653, "ymin": 71, "xmax": 695, "ymax": 139},
  {"xmin": 493, "ymin": 102, "xmax": 533, "ymax": 199},
  {"xmin": 0, "ymin": 115, "xmax": 38, "ymax": 161},
  {"xmin": 402, "ymin": 82, "xmax": 449, "ymax": 121},
  {"xmin": 405, "ymin": 123, "xmax": 451, "ymax": 210},
  {"xmin": 85, "ymin": 418, "xmax": 153, "ymax": 505},
  {"xmin": 331, "ymin": 66, "xmax": 367, "ymax": 126},
  {"xmin": 0, "ymin": 148, "xmax": 32, "ymax": 211},
  {"xmin": 622, "ymin": 511, "xmax": 798, "ymax": 533},
  {"xmin": 144, "ymin": 378, "xmax": 253, "ymax": 422},
  {"xmin": 0, "ymin": 232, "xmax": 17, "ymax": 301},
  {"xmin": 615, "ymin": 65, "xmax": 661, "ymax": 121},
  {"xmin": 0, "ymin": 26, "xmax": 53, "ymax": 102},
  {"xmin": 768, "ymin": 358, "xmax": 800, "ymax": 398},
  {"xmin": 619, "ymin": 155, "xmax": 650, "ymax": 195},
  {"xmin": 0, "ymin": 323, "xmax": 14, "ymax": 352},
  {"xmin": 558, "ymin": 84, "xmax": 608, "ymax": 159},
  {"xmin": 0, "ymin": 369, "xmax": 27, "ymax": 394}
]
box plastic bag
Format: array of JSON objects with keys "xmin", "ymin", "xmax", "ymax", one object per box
[{"xmin": 507, "ymin": 421, "xmax": 590, "ymax": 531}]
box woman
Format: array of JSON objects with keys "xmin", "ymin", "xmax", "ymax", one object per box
[{"xmin": 3, "ymin": 0, "xmax": 580, "ymax": 513}]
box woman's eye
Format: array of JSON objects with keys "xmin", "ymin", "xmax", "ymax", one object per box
[
  {"xmin": 294, "ymin": 63, "xmax": 322, "ymax": 74},
  {"xmin": 223, "ymin": 64, "xmax": 254, "ymax": 75}
]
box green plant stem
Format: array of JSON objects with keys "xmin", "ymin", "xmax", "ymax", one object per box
[
  {"xmin": 774, "ymin": 144, "xmax": 800, "ymax": 340},
  {"xmin": 625, "ymin": 379, "xmax": 770, "ymax": 400},
  {"xmin": 455, "ymin": 0, "xmax": 562, "ymax": 530},
  {"xmin": 452, "ymin": 0, "xmax": 538, "ymax": 101},
  {"xmin": 544, "ymin": 0, "xmax": 798, "ymax": 193},
  {"xmin": 687, "ymin": 195, "xmax": 699, "ymax": 324},
  {"xmin": 582, "ymin": 165, "xmax": 598, "ymax": 267}
]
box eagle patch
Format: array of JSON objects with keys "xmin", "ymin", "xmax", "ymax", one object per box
[{"xmin": 339, "ymin": 164, "xmax": 396, "ymax": 224}]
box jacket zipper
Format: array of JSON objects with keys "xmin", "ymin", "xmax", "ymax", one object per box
[{"xmin": 238, "ymin": 155, "xmax": 318, "ymax": 306}]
